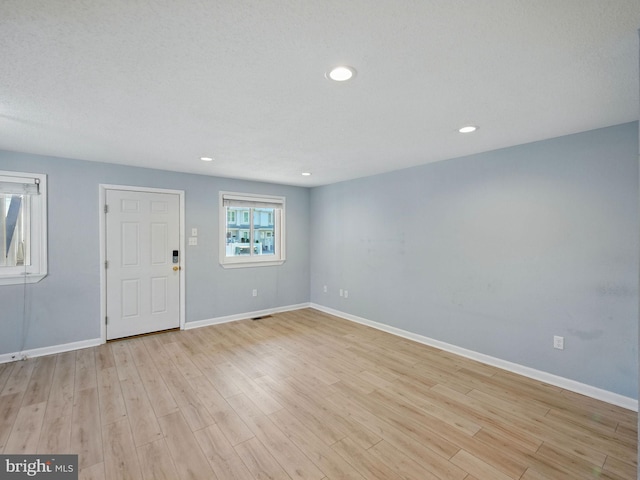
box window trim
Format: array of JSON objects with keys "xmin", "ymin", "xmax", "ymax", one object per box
[
  {"xmin": 219, "ymin": 191, "xmax": 285, "ymax": 268},
  {"xmin": 0, "ymin": 170, "xmax": 48, "ymax": 286}
]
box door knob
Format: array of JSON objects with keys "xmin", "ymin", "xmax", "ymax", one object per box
[{"xmin": 173, "ymin": 266, "xmax": 181, "ymax": 271}]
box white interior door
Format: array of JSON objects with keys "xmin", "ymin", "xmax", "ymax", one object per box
[{"xmin": 105, "ymin": 189, "xmax": 180, "ymax": 340}]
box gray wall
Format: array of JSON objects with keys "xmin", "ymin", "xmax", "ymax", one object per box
[
  {"xmin": 310, "ymin": 122, "xmax": 639, "ymax": 399},
  {"xmin": 0, "ymin": 152, "xmax": 310, "ymax": 354},
  {"xmin": 0, "ymin": 122, "xmax": 637, "ymax": 400}
]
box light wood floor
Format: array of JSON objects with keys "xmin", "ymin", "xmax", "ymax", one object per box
[{"xmin": 0, "ymin": 308, "xmax": 636, "ymax": 479}]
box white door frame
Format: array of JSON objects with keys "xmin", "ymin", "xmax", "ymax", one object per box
[{"xmin": 99, "ymin": 184, "xmax": 186, "ymax": 343}]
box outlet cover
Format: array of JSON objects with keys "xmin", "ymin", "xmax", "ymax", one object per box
[
  {"xmin": 553, "ymin": 335, "xmax": 564, "ymax": 350},
  {"xmin": 252, "ymin": 289, "xmax": 258, "ymax": 297},
  {"xmin": 188, "ymin": 237, "xmax": 198, "ymax": 246}
]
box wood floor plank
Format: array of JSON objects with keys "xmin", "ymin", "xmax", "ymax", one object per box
[
  {"xmin": 368, "ymin": 440, "xmax": 442, "ymax": 480},
  {"xmin": 135, "ymin": 360, "xmax": 179, "ymax": 418},
  {"xmin": 119, "ymin": 377, "xmax": 163, "ymax": 447},
  {"xmin": 47, "ymin": 351, "xmax": 76, "ymax": 419},
  {"xmin": 368, "ymin": 387, "xmax": 531, "ymax": 479},
  {"xmin": 140, "ymin": 336, "xmax": 174, "ymax": 370},
  {"xmin": 127, "ymin": 338, "xmax": 154, "ymax": 367},
  {"xmin": 137, "ymin": 439, "xmax": 180, "ymax": 480},
  {"xmin": 520, "ymin": 468, "xmax": 555, "ymax": 480},
  {"xmin": 0, "ymin": 309, "xmax": 634, "ymax": 479},
  {"xmin": 217, "ymin": 361, "xmax": 284, "ymax": 415},
  {"xmin": 332, "ymin": 380, "xmax": 460, "ymax": 460},
  {"xmin": 450, "ymin": 449, "xmax": 513, "ymax": 480},
  {"xmin": 264, "ymin": 374, "xmax": 381, "ymax": 449},
  {"xmin": 70, "ymin": 387, "xmax": 103, "ymax": 470},
  {"xmin": 102, "ymin": 418, "xmax": 142, "ymax": 480},
  {"xmin": 193, "ymin": 424, "xmax": 254, "ymax": 480},
  {"xmin": 161, "ymin": 341, "xmax": 203, "ymax": 379},
  {"xmin": 187, "ymin": 374, "xmax": 253, "ymax": 445},
  {"xmin": 0, "ymin": 363, "xmax": 13, "ymax": 394},
  {"xmin": 158, "ymin": 362, "xmax": 215, "ymax": 431},
  {"xmin": 331, "ymin": 436, "xmax": 404, "ymax": 480},
  {"xmin": 37, "ymin": 413, "xmax": 72, "ymax": 454},
  {"xmin": 157, "ymin": 411, "xmax": 216, "ymax": 480},
  {"xmin": 429, "ymin": 383, "xmax": 547, "ymax": 452},
  {"xmin": 190, "ymin": 353, "xmax": 243, "ymax": 398},
  {"xmin": 79, "ymin": 462, "xmax": 105, "ymax": 480},
  {"xmin": 234, "ymin": 436, "xmax": 290, "ymax": 480},
  {"xmin": 467, "ymin": 385, "xmax": 551, "ymax": 419},
  {"xmin": 255, "ymin": 374, "xmax": 350, "ymax": 446},
  {"xmin": 21, "ymin": 355, "xmax": 56, "ymax": 406},
  {"xmin": 532, "ymin": 442, "xmax": 628, "ymax": 480},
  {"xmin": 603, "ymin": 454, "xmax": 637, "ymax": 479},
  {"xmin": 97, "ymin": 366, "xmax": 127, "ymax": 425},
  {"xmin": 75, "ymin": 348, "xmax": 97, "ymax": 392},
  {"xmin": 3, "ymin": 401, "xmax": 46, "ymax": 453},
  {"xmin": 110, "ymin": 342, "xmax": 140, "ymax": 382},
  {"xmin": 324, "ymin": 390, "xmax": 467, "ymax": 480},
  {"xmin": 227, "ymin": 392, "xmax": 325, "ymax": 480},
  {"xmin": 375, "ymin": 382, "xmax": 482, "ymax": 437},
  {"xmin": 1, "ymin": 359, "xmax": 36, "ymax": 397},
  {"xmin": 0, "ymin": 392, "xmax": 24, "ymax": 451},
  {"xmin": 269, "ymin": 408, "xmax": 366, "ymax": 480},
  {"xmin": 95, "ymin": 344, "xmax": 116, "ymax": 370}
]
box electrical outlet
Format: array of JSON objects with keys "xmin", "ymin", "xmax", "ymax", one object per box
[
  {"xmin": 339, "ymin": 289, "xmax": 343, "ymax": 297},
  {"xmin": 188, "ymin": 237, "xmax": 197, "ymax": 246},
  {"xmin": 252, "ymin": 289, "xmax": 258, "ymax": 297},
  {"xmin": 323, "ymin": 285, "xmax": 327, "ymax": 293},
  {"xmin": 553, "ymin": 335, "xmax": 564, "ymax": 350},
  {"xmin": 344, "ymin": 290, "xmax": 349, "ymax": 298}
]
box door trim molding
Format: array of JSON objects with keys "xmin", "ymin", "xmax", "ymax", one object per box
[{"xmin": 99, "ymin": 184, "xmax": 186, "ymax": 343}]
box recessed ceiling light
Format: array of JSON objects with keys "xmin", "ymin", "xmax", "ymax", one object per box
[
  {"xmin": 326, "ymin": 66, "xmax": 356, "ymax": 82},
  {"xmin": 458, "ymin": 125, "xmax": 478, "ymax": 133},
  {"xmin": 301, "ymin": 172, "xmax": 312, "ymax": 176},
  {"xmin": 200, "ymin": 156, "xmax": 213, "ymax": 161}
]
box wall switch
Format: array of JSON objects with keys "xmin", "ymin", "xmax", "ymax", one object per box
[
  {"xmin": 339, "ymin": 289, "xmax": 343, "ymax": 297},
  {"xmin": 191, "ymin": 228, "xmax": 198, "ymax": 236},
  {"xmin": 553, "ymin": 335, "xmax": 564, "ymax": 350},
  {"xmin": 188, "ymin": 237, "xmax": 197, "ymax": 246},
  {"xmin": 323, "ymin": 285, "xmax": 327, "ymax": 293},
  {"xmin": 344, "ymin": 290, "xmax": 349, "ymax": 298},
  {"xmin": 252, "ymin": 289, "xmax": 258, "ymax": 297}
]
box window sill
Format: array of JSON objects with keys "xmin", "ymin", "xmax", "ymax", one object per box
[
  {"xmin": 0, "ymin": 273, "xmax": 47, "ymax": 286},
  {"xmin": 220, "ymin": 259, "xmax": 285, "ymax": 269}
]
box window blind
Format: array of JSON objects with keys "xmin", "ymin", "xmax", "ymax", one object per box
[
  {"xmin": 222, "ymin": 193, "xmax": 284, "ymax": 209},
  {"xmin": 0, "ymin": 176, "xmax": 40, "ymax": 195}
]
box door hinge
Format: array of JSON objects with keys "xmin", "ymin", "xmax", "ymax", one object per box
[
  {"xmin": 105, "ymin": 260, "xmax": 109, "ymax": 269},
  {"xmin": 104, "ymin": 204, "xmax": 109, "ymax": 214},
  {"xmin": 105, "ymin": 316, "xmax": 108, "ymax": 325}
]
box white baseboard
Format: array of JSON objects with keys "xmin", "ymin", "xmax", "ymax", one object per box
[
  {"xmin": 184, "ymin": 302, "xmax": 311, "ymax": 330},
  {"xmin": 0, "ymin": 337, "xmax": 103, "ymax": 364},
  {"xmin": 310, "ymin": 303, "xmax": 638, "ymax": 412},
  {"xmin": 2, "ymin": 304, "xmax": 634, "ymax": 412},
  {"xmin": 0, "ymin": 303, "xmax": 311, "ymax": 364}
]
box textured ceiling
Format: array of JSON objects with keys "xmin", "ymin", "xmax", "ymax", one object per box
[{"xmin": 0, "ymin": 1, "xmax": 638, "ymax": 187}]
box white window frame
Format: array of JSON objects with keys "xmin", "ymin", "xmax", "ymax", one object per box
[
  {"xmin": 0, "ymin": 170, "xmax": 48, "ymax": 286},
  {"xmin": 219, "ymin": 191, "xmax": 285, "ymax": 268}
]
